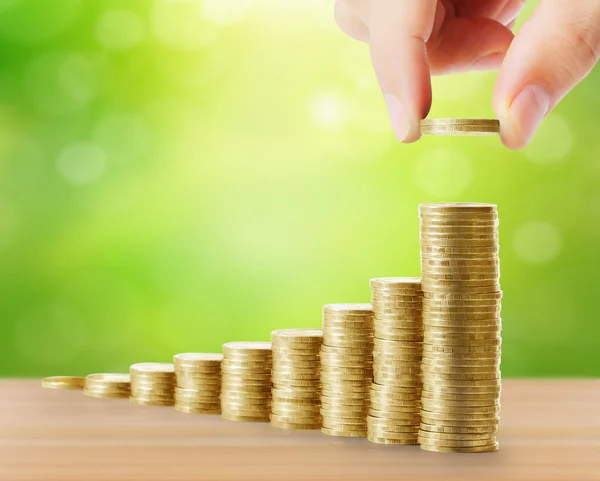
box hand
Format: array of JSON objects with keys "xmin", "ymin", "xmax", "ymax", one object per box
[{"xmin": 335, "ymin": 0, "xmax": 600, "ymax": 149}]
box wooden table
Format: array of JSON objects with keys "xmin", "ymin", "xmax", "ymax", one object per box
[{"xmin": 0, "ymin": 379, "xmax": 598, "ymax": 480}]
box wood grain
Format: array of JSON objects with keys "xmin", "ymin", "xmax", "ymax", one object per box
[{"xmin": 0, "ymin": 379, "xmax": 598, "ymax": 481}]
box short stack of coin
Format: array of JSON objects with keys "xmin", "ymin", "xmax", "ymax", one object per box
[
  {"xmin": 270, "ymin": 329, "xmax": 323, "ymax": 430},
  {"xmin": 83, "ymin": 373, "xmax": 131, "ymax": 399},
  {"xmin": 41, "ymin": 376, "xmax": 86, "ymax": 390},
  {"xmin": 174, "ymin": 353, "xmax": 222, "ymax": 414},
  {"xmin": 221, "ymin": 342, "xmax": 272, "ymax": 422},
  {"xmin": 129, "ymin": 363, "xmax": 176, "ymax": 406},
  {"xmin": 320, "ymin": 304, "xmax": 374, "ymax": 437},
  {"xmin": 368, "ymin": 277, "xmax": 423, "ymax": 445},
  {"xmin": 418, "ymin": 203, "xmax": 502, "ymax": 453}
]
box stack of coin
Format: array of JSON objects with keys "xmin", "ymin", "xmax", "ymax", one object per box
[
  {"xmin": 270, "ymin": 329, "xmax": 322, "ymax": 430},
  {"xmin": 320, "ymin": 304, "xmax": 374, "ymax": 437},
  {"xmin": 368, "ymin": 277, "xmax": 423, "ymax": 445},
  {"xmin": 221, "ymin": 342, "xmax": 272, "ymax": 422},
  {"xmin": 129, "ymin": 363, "xmax": 176, "ymax": 406},
  {"xmin": 174, "ymin": 353, "xmax": 222, "ymax": 414},
  {"xmin": 83, "ymin": 373, "xmax": 131, "ymax": 399},
  {"xmin": 418, "ymin": 203, "xmax": 501, "ymax": 453}
]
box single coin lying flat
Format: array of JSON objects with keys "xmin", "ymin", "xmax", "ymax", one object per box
[
  {"xmin": 41, "ymin": 376, "xmax": 86, "ymax": 390},
  {"xmin": 421, "ymin": 119, "xmax": 500, "ymax": 136}
]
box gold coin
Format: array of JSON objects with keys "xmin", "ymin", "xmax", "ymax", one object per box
[
  {"xmin": 420, "ymin": 422, "xmax": 497, "ymax": 435},
  {"xmin": 320, "ymin": 345, "xmax": 372, "ymax": 355},
  {"xmin": 370, "ymin": 276, "xmax": 421, "ymax": 288},
  {"xmin": 418, "ymin": 433, "xmax": 497, "ymax": 447},
  {"xmin": 369, "ymin": 403, "xmax": 420, "ymax": 414},
  {"xmin": 272, "ymin": 328, "xmax": 322, "ymax": 341},
  {"xmin": 367, "ymin": 435, "xmax": 419, "ymax": 445},
  {"xmin": 423, "ymin": 338, "xmax": 501, "ymax": 348},
  {"xmin": 269, "ymin": 412, "xmax": 319, "ymax": 424},
  {"xmin": 421, "ymin": 358, "xmax": 500, "ymax": 369},
  {"xmin": 223, "ymin": 341, "xmax": 272, "ymax": 354},
  {"xmin": 323, "ymin": 303, "xmax": 373, "ymax": 315},
  {"xmin": 420, "ymin": 224, "xmax": 498, "ymax": 233},
  {"xmin": 83, "ymin": 389, "xmax": 130, "ymax": 399},
  {"xmin": 420, "ymin": 442, "xmax": 499, "ymax": 453},
  {"xmin": 131, "ymin": 363, "xmax": 175, "ymax": 374},
  {"xmin": 367, "ymin": 417, "xmax": 420, "ymax": 428},
  {"xmin": 420, "ymin": 118, "xmax": 499, "ymax": 135},
  {"xmin": 368, "ymin": 409, "xmax": 420, "ymax": 422},
  {"xmin": 421, "ymin": 398, "xmax": 500, "ymax": 411},
  {"xmin": 420, "ymin": 407, "xmax": 500, "ymax": 419},
  {"xmin": 221, "ymin": 384, "xmax": 271, "ymax": 393},
  {"xmin": 420, "ymin": 203, "xmax": 498, "ymax": 215},
  {"xmin": 174, "ymin": 353, "xmax": 222, "ymax": 367},
  {"xmin": 129, "ymin": 396, "xmax": 174, "ymax": 407},
  {"xmin": 175, "ymin": 405, "xmax": 221, "ymax": 415},
  {"xmin": 373, "ymin": 333, "xmax": 423, "ymax": 343},
  {"xmin": 321, "ymin": 426, "xmax": 367, "ymax": 437},
  {"xmin": 221, "ymin": 406, "xmax": 271, "ymax": 417},
  {"xmin": 320, "ymin": 406, "xmax": 369, "ymax": 418},
  {"xmin": 272, "ymin": 387, "xmax": 320, "ymax": 399},
  {"xmin": 321, "ymin": 390, "xmax": 369, "ymax": 400},
  {"xmin": 221, "ymin": 412, "xmax": 269, "ymax": 422},
  {"xmin": 424, "ymin": 291, "xmax": 502, "ymax": 300},
  {"xmin": 419, "ymin": 430, "xmax": 496, "ymax": 444},
  {"xmin": 271, "ymin": 403, "xmax": 321, "ymax": 415},
  {"xmin": 270, "ymin": 420, "xmax": 321, "ymax": 430},
  {"xmin": 321, "ymin": 419, "xmax": 367, "ymax": 430},
  {"xmin": 421, "ymin": 239, "xmax": 498, "ymax": 250}
]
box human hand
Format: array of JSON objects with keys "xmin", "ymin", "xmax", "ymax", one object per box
[{"xmin": 334, "ymin": 0, "xmax": 600, "ymax": 149}]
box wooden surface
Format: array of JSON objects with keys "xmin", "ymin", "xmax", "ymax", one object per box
[{"xmin": 0, "ymin": 379, "xmax": 598, "ymax": 481}]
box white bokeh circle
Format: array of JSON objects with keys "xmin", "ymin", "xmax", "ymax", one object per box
[
  {"xmin": 414, "ymin": 148, "xmax": 473, "ymax": 197},
  {"xmin": 513, "ymin": 221, "xmax": 562, "ymax": 264},
  {"xmin": 523, "ymin": 114, "xmax": 573, "ymax": 164},
  {"xmin": 57, "ymin": 142, "xmax": 107, "ymax": 185},
  {"xmin": 307, "ymin": 90, "xmax": 348, "ymax": 130},
  {"xmin": 96, "ymin": 9, "xmax": 144, "ymax": 50}
]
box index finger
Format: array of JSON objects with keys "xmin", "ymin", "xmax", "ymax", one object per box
[{"xmin": 369, "ymin": 0, "xmax": 437, "ymax": 142}]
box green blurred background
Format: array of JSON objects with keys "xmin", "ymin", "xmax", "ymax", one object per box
[{"xmin": 0, "ymin": 0, "xmax": 597, "ymax": 378}]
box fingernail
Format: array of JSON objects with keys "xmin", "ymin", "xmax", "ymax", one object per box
[
  {"xmin": 471, "ymin": 52, "xmax": 505, "ymax": 71},
  {"xmin": 508, "ymin": 83, "xmax": 550, "ymax": 145},
  {"xmin": 497, "ymin": 0, "xmax": 525, "ymax": 25},
  {"xmin": 384, "ymin": 94, "xmax": 409, "ymax": 142}
]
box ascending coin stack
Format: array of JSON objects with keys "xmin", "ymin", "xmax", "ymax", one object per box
[
  {"xmin": 174, "ymin": 353, "xmax": 222, "ymax": 414},
  {"xmin": 320, "ymin": 304, "xmax": 374, "ymax": 437},
  {"xmin": 418, "ymin": 203, "xmax": 502, "ymax": 453},
  {"xmin": 220, "ymin": 342, "xmax": 272, "ymax": 422},
  {"xmin": 368, "ymin": 278, "xmax": 423, "ymax": 445},
  {"xmin": 270, "ymin": 329, "xmax": 323, "ymax": 430},
  {"xmin": 84, "ymin": 373, "xmax": 131, "ymax": 399},
  {"xmin": 129, "ymin": 363, "xmax": 176, "ymax": 406}
]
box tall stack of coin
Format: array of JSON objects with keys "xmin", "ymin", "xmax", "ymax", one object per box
[
  {"xmin": 418, "ymin": 203, "xmax": 501, "ymax": 453},
  {"xmin": 320, "ymin": 304, "xmax": 374, "ymax": 437},
  {"xmin": 221, "ymin": 342, "xmax": 272, "ymax": 422},
  {"xmin": 270, "ymin": 329, "xmax": 322, "ymax": 430},
  {"xmin": 84, "ymin": 373, "xmax": 131, "ymax": 399},
  {"xmin": 129, "ymin": 363, "xmax": 176, "ymax": 406},
  {"xmin": 368, "ymin": 277, "xmax": 423, "ymax": 445},
  {"xmin": 174, "ymin": 353, "xmax": 222, "ymax": 414}
]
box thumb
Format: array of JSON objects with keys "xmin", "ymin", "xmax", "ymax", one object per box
[
  {"xmin": 369, "ymin": 0, "xmax": 437, "ymax": 143},
  {"xmin": 493, "ymin": 1, "xmax": 600, "ymax": 149}
]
